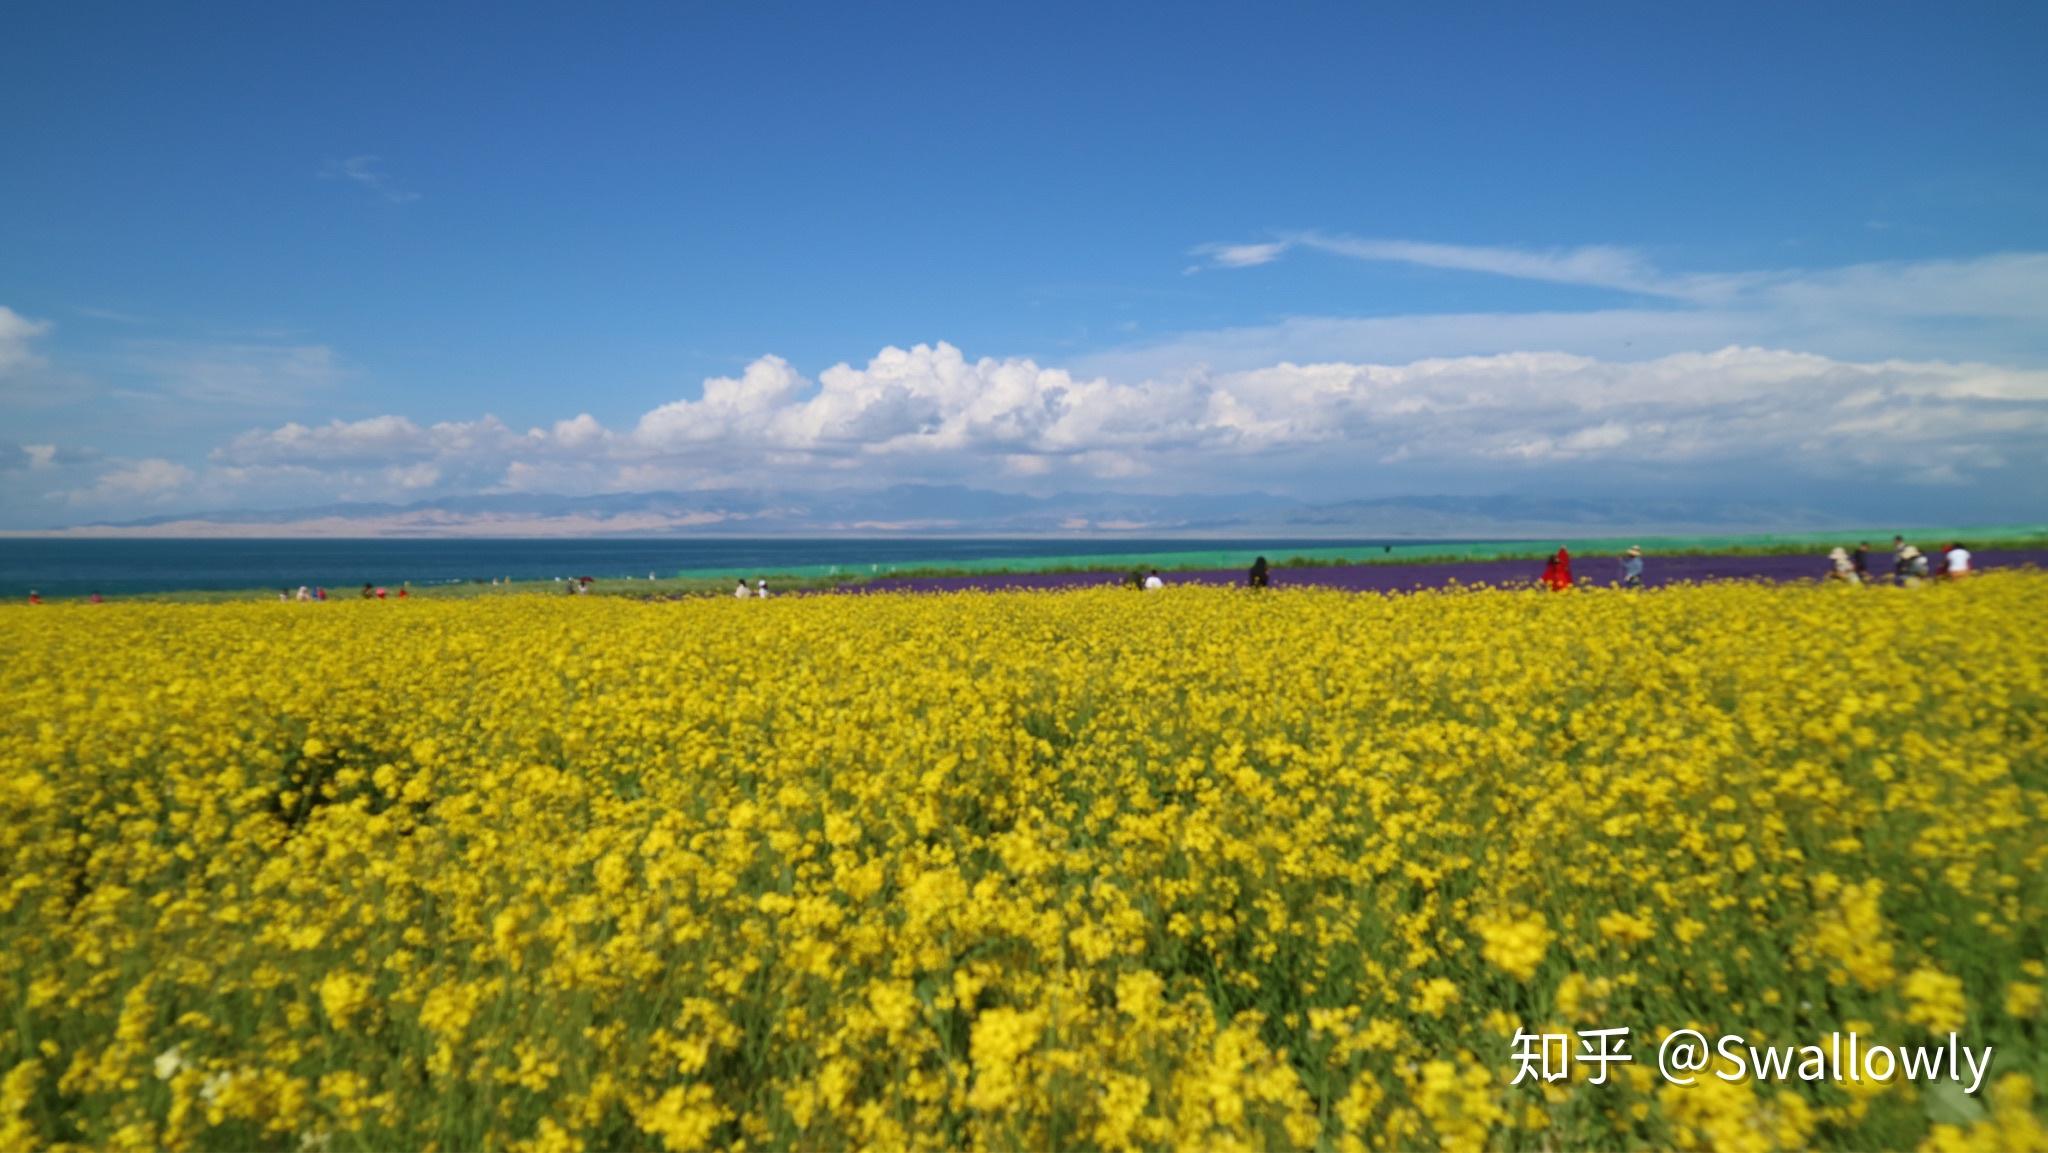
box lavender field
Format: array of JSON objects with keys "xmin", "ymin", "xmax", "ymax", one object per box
[{"xmin": 858, "ymin": 549, "xmax": 2048, "ymax": 594}]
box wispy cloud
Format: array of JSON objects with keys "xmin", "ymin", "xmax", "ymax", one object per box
[
  {"xmin": 1191, "ymin": 231, "xmax": 1726, "ymax": 299},
  {"xmin": 120, "ymin": 341, "xmax": 343, "ymax": 408},
  {"xmin": 320, "ymin": 155, "xmax": 420, "ymax": 203},
  {"xmin": 1189, "ymin": 241, "xmax": 1290, "ymax": 270},
  {"xmin": 1159, "ymin": 241, "xmax": 2048, "ymax": 374}
]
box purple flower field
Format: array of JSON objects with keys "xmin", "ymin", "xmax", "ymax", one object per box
[{"xmin": 855, "ymin": 549, "xmax": 2048, "ymax": 595}]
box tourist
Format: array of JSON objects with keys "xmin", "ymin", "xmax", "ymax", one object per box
[
  {"xmin": 1248, "ymin": 557, "xmax": 1270, "ymax": 589},
  {"xmin": 1852, "ymin": 542, "xmax": 1871, "ymax": 582},
  {"xmin": 1897, "ymin": 546, "xmax": 1929, "ymax": 586},
  {"xmin": 1892, "ymin": 536, "xmax": 1910, "ymax": 582},
  {"xmin": 1944, "ymin": 542, "xmax": 1972, "ymax": 579},
  {"xmin": 1827, "ymin": 548, "xmax": 1859, "ymax": 583},
  {"xmin": 361, "ymin": 582, "xmax": 375, "ymax": 599},
  {"xmin": 28, "ymin": 589, "xmax": 41, "ymax": 605},
  {"xmin": 1143, "ymin": 569, "xmax": 1165, "ymax": 591},
  {"xmin": 755, "ymin": 579, "xmax": 771, "ymax": 599},
  {"xmin": 1620, "ymin": 546, "xmax": 1644, "ymax": 589},
  {"xmin": 1543, "ymin": 548, "xmax": 1574, "ymax": 591},
  {"xmin": 89, "ymin": 591, "xmax": 103, "ymax": 604},
  {"xmin": 734, "ymin": 579, "xmax": 751, "ymax": 599}
]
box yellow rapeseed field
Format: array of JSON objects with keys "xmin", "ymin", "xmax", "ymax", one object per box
[{"xmin": 2, "ymin": 576, "xmax": 2045, "ymax": 1151}]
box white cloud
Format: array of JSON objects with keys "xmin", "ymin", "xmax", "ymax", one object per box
[
  {"xmin": 1193, "ymin": 232, "xmax": 1688, "ymax": 296},
  {"xmin": 177, "ymin": 342, "xmax": 2047, "ymax": 508},
  {"xmin": 1190, "ymin": 241, "xmax": 1289, "ymax": 269},
  {"xmin": 1087, "ymin": 250, "xmax": 2048, "ymax": 381},
  {"xmin": 67, "ymin": 458, "xmax": 194, "ymax": 506},
  {"xmin": 634, "ymin": 356, "xmax": 809, "ymax": 448},
  {"xmin": 321, "ymin": 155, "xmax": 420, "ymax": 203},
  {"xmin": 212, "ymin": 414, "xmax": 542, "ymax": 466},
  {"xmin": 384, "ymin": 463, "xmax": 441, "ymax": 490},
  {"xmin": 1324, "ymin": 234, "xmax": 1680, "ymax": 297},
  {"xmin": 0, "ymin": 306, "xmax": 53, "ymax": 376},
  {"xmin": 1192, "ymin": 234, "xmax": 2048, "ymax": 326}
]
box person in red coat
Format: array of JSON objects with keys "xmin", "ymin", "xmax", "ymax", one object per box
[{"xmin": 1543, "ymin": 547, "xmax": 1574, "ymax": 590}]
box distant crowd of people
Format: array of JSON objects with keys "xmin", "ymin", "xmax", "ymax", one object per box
[
  {"xmin": 1536, "ymin": 545, "xmax": 1640, "ymax": 591},
  {"xmin": 16, "ymin": 536, "xmax": 2001, "ymax": 604},
  {"xmin": 1829, "ymin": 536, "xmax": 1972, "ymax": 586}
]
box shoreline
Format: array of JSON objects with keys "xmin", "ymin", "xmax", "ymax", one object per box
[
  {"xmin": 858, "ymin": 549, "xmax": 2048, "ymax": 596},
  {"xmin": 15, "ymin": 547, "xmax": 2046, "ymax": 605},
  {"xmin": 7, "ymin": 526, "xmax": 2044, "ymax": 602}
]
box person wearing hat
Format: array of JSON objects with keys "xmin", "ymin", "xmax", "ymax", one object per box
[
  {"xmin": 1620, "ymin": 545, "xmax": 1644, "ymax": 589},
  {"xmin": 1897, "ymin": 545, "xmax": 1928, "ymax": 586}
]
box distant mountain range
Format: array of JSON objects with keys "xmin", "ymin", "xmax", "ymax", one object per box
[{"xmin": 24, "ymin": 485, "xmax": 1850, "ymax": 538}]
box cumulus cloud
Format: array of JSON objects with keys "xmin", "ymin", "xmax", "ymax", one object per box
[
  {"xmin": 634, "ymin": 357, "xmax": 810, "ymax": 448},
  {"xmin": 0, "ymin": 306, "xmax": 53, "ymax": 376},
  {"xmin": 178, "ymin": 342, "xmax": 2047, "ymax": 508}
]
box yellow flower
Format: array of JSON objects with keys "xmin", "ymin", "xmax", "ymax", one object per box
[
  {"xmin": 2, "ymin": 572, "xmax": 2043, "ymax": 1149},
  {"xmin": 1902, "ymin": 967, "xmax": 1968, "ymax": 1035},
  {"xmin": 316, "ymin": 972, "xmax": 372, "ymax": 1032},
  {"xmin": 2004, "ymin": 982, "xmax": 2041, "ymax": 1020},
  {"xmin": 1414, "ymin": 978, "xmax": 1462, "ymax": 1018},
  {"xmin": 1472, "ymin": 911, "xmax": 1552, "ymax": 981},
  {"xmin": 967, "ymin": 1006, "xmax": 1045, "ymax": 1113}
]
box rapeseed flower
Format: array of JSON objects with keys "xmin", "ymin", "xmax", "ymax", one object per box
[{"xmin": 0, "ymin": 575, "xmax": 2042, "ymax": 1148}]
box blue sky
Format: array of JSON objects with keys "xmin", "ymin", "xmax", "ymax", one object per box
[{"xmin": 4, "ymin": 2, "xmax": 2046, "ymax": 529}]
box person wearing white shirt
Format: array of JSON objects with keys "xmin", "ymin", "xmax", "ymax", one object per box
[
  {"xmin": 1143, "ymin": 569, "xmax": 1165, "ymax": 591},
  {"xmin": 1944, "ymin": 543, "xmax": 1972, "ymax": 578},
  {"xmin": 755, "ymin": 579, "xmax": 772, "ymax": 599},
  {"xmin": 734, "ymin": 579, "xmax": 751, "ymax": 599}
]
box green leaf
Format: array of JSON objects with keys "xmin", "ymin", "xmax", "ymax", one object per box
[{"xmin": 1923, "ymin": 1078, "xmax": 1988, "ymax": 1127}]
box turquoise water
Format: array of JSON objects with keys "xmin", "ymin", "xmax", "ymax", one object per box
[{"xmin": 7, "ymin": 525, "xmax": 2039, "ymax": 597}]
